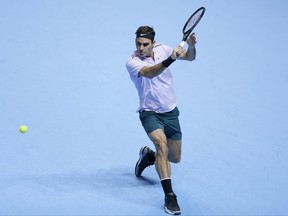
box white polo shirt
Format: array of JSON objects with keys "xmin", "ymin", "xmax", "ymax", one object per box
[{"xmin": 126, "ymin": 43, "xmax": 176, "ymax": 113}]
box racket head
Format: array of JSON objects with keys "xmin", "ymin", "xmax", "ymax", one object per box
[{"xmin": 182, "ymin": 7, "xmax": 205, "ymax": 41}]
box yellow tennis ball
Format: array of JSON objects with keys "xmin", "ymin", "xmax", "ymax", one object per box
[{"xmin": 19, "ymin": 125, "xmax": 28, "ymax": 133}]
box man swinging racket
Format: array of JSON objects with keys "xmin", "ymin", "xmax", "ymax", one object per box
[{"xmin": 126, "ymin": 25, "xmax": 197, "ymax": 215}]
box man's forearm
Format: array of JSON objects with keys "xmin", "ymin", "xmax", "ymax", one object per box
[
  {"xmin": 186, "ymin": 45, "xmax": 196, "ymax": 61},
  {"xmin": 138, "ymin": 62, "xmax": 166, "ymax": 78},
  {"xmin": 138, "ymin": 56, "xmax": 176, "ymax": 78}
]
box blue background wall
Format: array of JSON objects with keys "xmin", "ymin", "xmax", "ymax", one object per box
[{"xmin": 1, "ymin": 0, "xmax": 288, "ymax": 215}]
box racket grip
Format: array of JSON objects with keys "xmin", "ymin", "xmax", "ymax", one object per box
[{"xmin": 180, "ymin": 41, "xmax": 185, "ymax": 47}]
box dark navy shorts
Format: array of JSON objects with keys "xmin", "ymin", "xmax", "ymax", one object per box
[{"xmin": 139, "ymin": 106, "xmax": 182, "ymax": 140}]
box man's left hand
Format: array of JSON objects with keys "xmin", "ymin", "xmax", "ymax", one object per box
[{"xmin": 187, "ymin": 33, "xmax": 197, "ymax": 47}]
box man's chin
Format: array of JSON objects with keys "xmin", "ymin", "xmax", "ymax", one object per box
[{"xmin": 137, "ymin": 52, "xmax": 150, "ymax": 58}]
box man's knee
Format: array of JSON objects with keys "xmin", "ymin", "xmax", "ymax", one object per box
[
  {"xmin": 169, "ymin": 154, "xmax": 181, "ymax": 163},
  {"xmin": 167, "ymin": 139, "xmax": 182, "ymax": 163},
  {"xmin": 155, "ymin": 141, "xmax": 169, "ymax": 157}
]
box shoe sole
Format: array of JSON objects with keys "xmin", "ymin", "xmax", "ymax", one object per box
[
  {"xmin": 164, "ymin": 206, "xmax": 181, "ymax": 215},
  {"xmin": 135, "ymin": 146, "xmax": 147, "ymax": 177}
]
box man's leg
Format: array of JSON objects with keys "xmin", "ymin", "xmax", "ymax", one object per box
[
  {"xmin": 167, "ymin": 139, "xmax": 182, "ymax": 164},
  {"xmin": 148, "ymin": 129, "xmax": 181, "ymax": 215},
  {"xmin": 148, "ymin": 128, "xmax": 170, "ymax": 179}
]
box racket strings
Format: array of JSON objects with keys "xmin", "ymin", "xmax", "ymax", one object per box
[{"xmin": 184, "ymin": 11, "xmax": 203, "ymax": 33}]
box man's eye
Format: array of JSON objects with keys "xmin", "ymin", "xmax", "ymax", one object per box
[{"xmin": 137, "ymin": 43, "xmax": 150, "ymax": 47}]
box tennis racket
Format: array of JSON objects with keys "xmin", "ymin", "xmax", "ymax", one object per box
[{"xmin": 180, "ymin": 7, "xmax": 205, "ymax": 47}]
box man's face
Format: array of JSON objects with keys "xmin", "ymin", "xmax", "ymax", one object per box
[{"xmin": 135, "ymin": 37, "xmax": 154, "ymax": 57}]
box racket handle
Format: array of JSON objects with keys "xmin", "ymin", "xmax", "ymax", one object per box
[{"xmin": 180, "ymin": 41, "xmax": 185, "ymax": 47}]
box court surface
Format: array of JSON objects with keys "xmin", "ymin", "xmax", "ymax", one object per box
[{"xmin": 1, "ymin": 0, "xmax": 288, "ymax": 215}]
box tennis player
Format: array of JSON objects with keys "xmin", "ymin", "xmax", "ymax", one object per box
[{"xmin": 126, "ymin": 26, "xmax": 197, "ymax": 215}]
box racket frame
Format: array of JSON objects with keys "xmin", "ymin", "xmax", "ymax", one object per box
[{"xmin": 180, "ymin": 7, "xmax": 205, "ymax": 47}]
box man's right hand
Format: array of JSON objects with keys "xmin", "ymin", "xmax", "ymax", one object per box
[{"xmin": 171, "ymin": 45, "xmax": 185, "ymax": 60}]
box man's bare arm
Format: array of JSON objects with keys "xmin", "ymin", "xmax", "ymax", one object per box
[{"xmin": 138, "ymin": 63, "xmax": 167, "ymax": 79}]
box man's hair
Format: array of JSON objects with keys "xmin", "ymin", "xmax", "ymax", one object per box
[
  {"xmin": 135, "ymin": 26, "xmax": 155, "ymax": 36},
  {"xmin": 135, "ymin": 26, "xmax": 155, "ymax": 42}
]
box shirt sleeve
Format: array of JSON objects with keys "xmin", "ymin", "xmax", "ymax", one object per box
[
  {"xmin": 126, "ymin": 57, "xmax": 146, "ymax": 78},
  {"xmin": 160, "ymin": 44, "xmax": 174, "ymax": 57}
]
